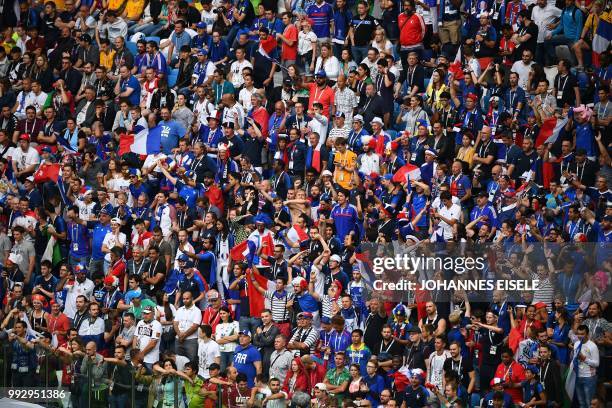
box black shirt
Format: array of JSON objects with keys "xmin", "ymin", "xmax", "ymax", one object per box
[
  {"xmin": 363, "ymin": 311, "xmax": 388, "ymax": 351},
  {"xmin": 350, "ymin": 15, "xmax": 378, "ymax": 46},
  {"xmin": 515, "ymin": 21, "xmax": 538, "ymax": 57},
  {"xmin": 554, "ymin": 73, "xmax": 578, "ymax": 107},
  {"xmin": 443, "ymin": 356, "xmax": 474, "ymax": 390}
]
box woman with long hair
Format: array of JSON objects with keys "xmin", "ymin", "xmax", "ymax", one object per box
[
  {"xmin": 371, "ymin": 27, "xmax": 394, "ymax": 58},
  {"xmin": 314, "ymin": 43, "xmax": 340, "ymax": 83},
  {"xmin": 354, "ymin": 63, "xmax": 372, "ymax": 101},
  {"xmin": 214, "ymin": 306, "xmax": 239, "ymax": 371},
  {"xmin": 339, "ymin": 48, "xmax": 357, "ymax": 78},
  {"xmin": 526, "ymin": 64, "xmax": 546, "ymax": 95},
  {"xmin": 281, "ymin": 357, "xmax": 309, "ymax": 399},
  {"xmin": 298, "ymin": 18, "xmax": 318, "ymax": 77},
  {"xmin": 28, "ymin": 294, "xmax": 48, "ymax": 334},
  {"xmin": 456, "ymin": 132, "xmax": 476, "ymax": 168},
  {"xmin": 153, "ymin": 358, "xmax": 191, "ymax": 407},
  {"xmin": 549, "ymin": 306, "xmax": 570, "ymax": 367},
  {"xmin": 347, "ymin": 363, "xmax": 367, "ymax": 402},
  {"xmin": 215, "ymin": 218, "xmax": 235, "ymax": 296},
  {"xmin": 103, "ymin": 158, "xmax": 123, "ymax": 187},
  {"xmin": 30, "ymin": 54, "xmax": 53, "ymax": 92},
  {"xmin": 426, "ymin": 69, "xmax": 450, "ymax": 112},
  {"xmin": 397, "ymin": 95, "xmax": 429, "ymax": 135}
]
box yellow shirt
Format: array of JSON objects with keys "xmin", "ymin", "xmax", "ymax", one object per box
[
  {"xmin": 54, "ymin": 0, "xmax": 65, "ymax": 10},
  {"xmin": 99, "ymin": 49, "xmax": 116, "ymax": 71},
  {"xmin": 333, "ymin": 149, "xmax": 357, "ymax": 190},
  {"xmin": 125, "ymin": 0, "xmax": 145, "ymax": 20},
  {"xmin": 108, "ymin": 0, "xmax": 125, "ymax": 12}
]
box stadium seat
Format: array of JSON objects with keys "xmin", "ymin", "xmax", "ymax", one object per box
[
  {"xmin": 168, "ymin": 69, "xmax": 179, "ymax": 88},
  {"xmin": 555, "ymin": 45, "xmax": 577, "ymax": 66},
  {"xmin": 145, "ymin": 36, "xmax": 161, "ymax": 45},
  {"xmin": 125, "ymin": 41, "xmax": 138, "ymax": 55}
]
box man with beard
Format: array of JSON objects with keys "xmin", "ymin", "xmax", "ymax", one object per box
[
  {"xmin": 133, "ymin": 305, "xmax": 162, "ymax": 370},
  {"xmin": 173, "ymin": 291, "xmax": 202, "ymax": 362}
]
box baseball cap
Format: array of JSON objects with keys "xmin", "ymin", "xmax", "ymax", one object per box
[
  {"xmin": 330, "ymin": 254, "xmax": 342, "ymax": 263},
  {"xmin": 321, "ymin": 169, "xmax": 333, "ymax": 177},
  {"xmin": 80, "ymin": 34, "xmax": 92, "ymax": 43},
  {"xmin": 315, "ymin": 70, "xmax": 327, "ymax": 78},
  {"xmin": 111, "ymin": 217, "xmax": 121, "ymax": 224},
  {"xmin": 99, "ymin": 207, "xmax": 111, "ymax": 216},
  {"xmin": 178, "ymin": 254, "xmax": 190, "ymax": 262},
  {"xmin": 197, "ymin": 48, "xmax": 208, "ymax": 56},
  {"xmin": 297, "ymin": 312, "xmax": 313, "ymax": 320},
  {"xmin": 74, "ymin": 263, "xmax": 87, "ymax": 274},
  {"xmin": 42, "ymin": 146, "xmax": 53, "ymax": 153},
  {"xmin": 490, "ymin": 378, "xmax": 504, "ymax": 386},
  {"xmin": 25, "ymin": 176, "xmax": 34, "ymax": 183},
  {"xmin": 477, "ymin": 191, "xmax": 489, "ymax": 198},
  {"xmin": 424, "ymin": 149, "xmax": 437, "ymax": 157},
  {"xmin": 408, "ymin": 326, "xmax": 422, "ymax": 334},
  {"xmin": 239, "ymin": 329, "xmax": 252, "ymax": 337},
  {"xmin": 352, "ymin": 114, "xmax": 364, "ymax": 123},
  {"xmin": 19, "ymin": 134, "xmax": 30, "ymax": 142},
  {"xmin": 142, "ymin": 305, "xmax": 154, "ymax": 314},
  {"xmin": 283, "ymin": 78, "xmax": 293, "ymax": 86},
  {"xmin": 335, "ymin": 111, "xmax": 345, "ymax": 118},
  {"xmin": 320, "ymin": 316, "xmax": 331, "ymax": 324},
  {"xmin": 196, "ymin": 22, "xmax": 207, "ymax": 29}
]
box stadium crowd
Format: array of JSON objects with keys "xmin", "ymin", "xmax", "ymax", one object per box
[{"xmin": 0, "ymin": 0, "xmax": 610, "ymax": 407}]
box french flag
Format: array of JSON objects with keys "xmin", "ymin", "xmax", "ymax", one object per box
[
  {"xmin": 230, "ymin": 240, "xmax": 257, "ymax": 265},
  {"xmin": 246, "ymin": 268, "xmax": 276, "ymax": 317},
  {"xmin": 536, "ymin": 116, "xmax": 568, "ymax": 147},
  {"xmin": 285, "ymin": 224, "xmax": 309, "ymax": 249},
  {"xmin": 121, "ymin": 125, "xmax": 163, "ymax": 155},
  {"xmin": 392, "ymin": 163, "xmax": 421, "ymax": 184}
]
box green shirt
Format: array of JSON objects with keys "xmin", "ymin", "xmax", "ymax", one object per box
[
  {"xmin": 129, "ymin": 298, "xmax": 157, "ymax": 320},
  {"xmin": 325, "ymin": 367, "xmax": 350, "ymax": 402},
  {"xmin": 184, "ymin": 376, "xmax": 206, "ymax": 408}
]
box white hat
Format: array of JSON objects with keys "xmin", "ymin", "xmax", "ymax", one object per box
[
  {"xmin": 218, "ymin": 143, "xmax": 228, "ymax": 152},
  {"xmin": 25, "ymin": 176, "xmax": 34, "ymax": 183},
  {"xmin": 314, "ymin": 383, "xmax": 328, "ymax": 392},
  {"xmin": 321, "ymin": 170, "xmax": 333, "ymax": 177},
  {"xmin": 7, "ymin": 252, "xmax": 22, "ymax": 265},
  {"xmin": 352, "ymin": 115, "xmax": 364, "ymax": 123},
  {"xmin": 371, "ymin": 117, "xmax": 384, "ymax": 126},
  {"xmin": 330, "ymin": 254, "xmax": 342, "ymax": 263},
  {"xmin": 111, "ymin": 217, "xmax": 121, "ymax": 224}
]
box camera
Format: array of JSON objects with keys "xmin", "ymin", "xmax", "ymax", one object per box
[{"xmin": 213, "ymin": 7, "xmax": 225, "ymax": 13}]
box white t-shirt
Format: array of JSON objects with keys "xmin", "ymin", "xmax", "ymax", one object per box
[
  {"xmin": 64, "ymin": 278, "xmax": 95, "ymax": 319},
  {"xmin": 174, "ymin": 305, "xmax": 202, "ymax": 340},
  {"xmin": 12, "ymin": 147, "xmax": 40, "ymax": 172},
  {"xmin": 198, "ymin": 338, "xmax": 221, "ymax": 378},
  {"xmin": 438, "ymin": 203, "xmax": 461, "ymax": 240},
  {"xmin": 298, "ymin": 31, "xmax": 317, "ymax": 56},
  {"xmin": 238, "ymin": 87, "xmax": 256, "ymax": 112},
  {"xmin": 215, "ymin": 321, "xmax": 240, "ymax": 352},
  {"xmin": 107, "ymin": 178, "xmax": 132, "ymax": 206},
  {"xmin": 30, "ymin": 91, "xmax": 48, "ymax": 113},
  {"xmin": 135, "ymin": 319, "xmax": 162, "ymax": 364},
  {"xmin": 102, "ymin": 231, "xmax": 127, "ymax": 262},
  {"xmin": 511, "ymin": 60, "xmax": 535, "ymax": 91},
  {"xmin": 229, "ymin": 59, "xmax": 253, "ymax": 88},
  {"xmin": 531, "ymin": 4, "xmax": 562, "ymax": 43}
]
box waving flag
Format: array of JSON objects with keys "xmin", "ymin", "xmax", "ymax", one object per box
[
  {"xmin": 246, "ymin": 268, "xmax": 276, "ymax": 317},
  {"xmin": 388, "ymin": 365, "xmax": 412, "ymax": 393},
  {"xmin": 124, "ymin": 125, "xmax": 163, "ymax": 155},
  {"xmin": 230, "ymin": 240, "xmax": 254, "ymax": 263},
  {"xmin": 536, "ymin": 116, "xmax": 568, "ymax": 147},
  {"xmin": 57, "ymin": 173, "xmax": 70, "ymax": 206},
  {"xmin": 392, "ymin": 163, "xmax": 421, "ymax": 184},
  {"xmin": 33, "ymin": 163, "xmax": 61, "ymax": 183},
  {"xmin": 593, "ymin": 18, "xmax": 612, "ymax": 54}
]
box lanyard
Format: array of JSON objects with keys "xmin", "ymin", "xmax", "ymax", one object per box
[
  {"xmin": 149, "ymin": 259, "xmax": 160, "ymax": 276},
  {"xmin": 312, "ymin": 85, "xmax": 327, "ymax": 103},
  {"xmin": 557, "ymin": 75, "xmax": 569, "ymax": 95},
  {"xmin": 597, "ymin": 101, "xmax": 609, "ymax": 118},
  {"xmin": 575, "ymin": 162, "xmax": 585, "ymax": 181},
  {"xmin": 72, "ymin": 224, "xmax": 79, "ymax": 243},
  {"xmin": 133, "ymin": 260, "xmax": 145, "ymax": 275},
  {"xmin": 380, "ymin": 339, "xmax": 395, "ymax": 353},
  {"xmin": 452, "ymin": 357, "xmax": 463, "ymax": 377}
]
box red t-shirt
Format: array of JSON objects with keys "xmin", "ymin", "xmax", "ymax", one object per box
[
  {"xmin": 494, "ymin": 361, "xmax": 525, "ymax": 403},
  {"xmin": 47, "ymin": 312, "xmax": 70, "ymax": 346},
  {"xmin": 228, "ymin": 384, "xmax": 252, "ymax": 408},
  {"xmin": 281, "ymin": 24, "xmax": 298, "ymax": 62},
  {"xmin": 306, "ymin": 82, "xmax": 335, "ymax": 118},
  {"xmin": 110, "ymin": 260, "xmax": 127, "ymax": 290}
]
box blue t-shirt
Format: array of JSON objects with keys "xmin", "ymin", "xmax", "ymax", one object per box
[
  {"xmin": 575, "ymin": 123, "xmax": 595, "ymax": 157},
  {"xmin": 159, "ymin": 120, "xmax": 186, "ymax": 154},
  {"xmin": 121, "ymin": 75, "xmax": 141, "ymax": 107},
  {"xmin": 232, "ymin": 344, "xmax": 261, "ymax": 387},
  {"xmin": 89, "ymin": 221, "xmax": 112, "ymax": 260},
  {"xmin": 330, "ymin": 203, "xmax": 359, "ymax": 242}
]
